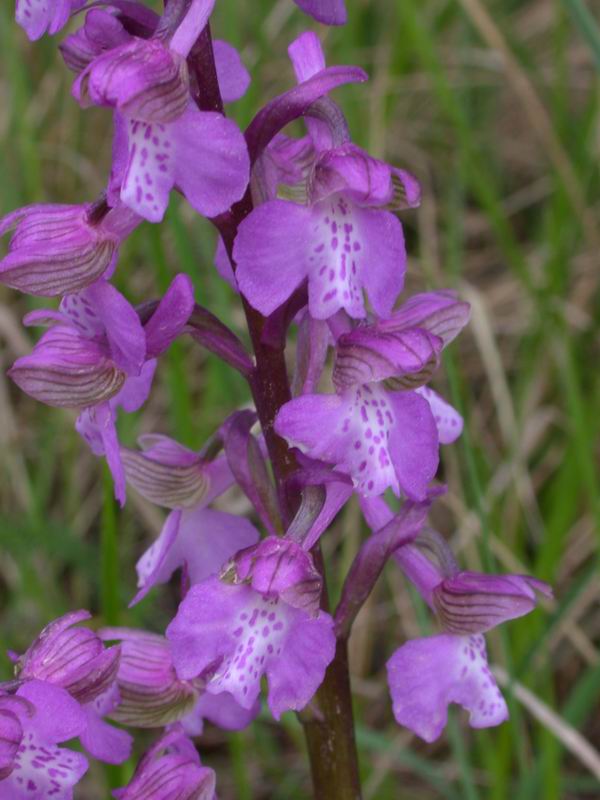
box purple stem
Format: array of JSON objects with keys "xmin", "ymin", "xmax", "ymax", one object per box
[{"xmin": 189, "ymin": 27, "xmax": 362, "ymax": 800}]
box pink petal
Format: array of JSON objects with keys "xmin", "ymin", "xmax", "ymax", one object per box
[
  {"xmin": 387, "ymin": 634, "xmax": 508, "ymax": 742},
  {"xmin": 234, "ymin": 200, "xmax": 312, "ymax": 315},
  {"xmin": 416, "ymin": 386, "xmax": 463, "ymax": 444},
  {"xmin": 120, "ymin": 118, "xmax": 176, "ymax": 222},
  {"xmin": 81, "ymin": 280, "xmax": 146, "ymax": 375},
  {"xmin": 213, "ymin": 40, "xmax": 250, "ymax": 103},
  {"xmin": 174, "ymin": 108, "xmax": 250, "ymax": 218},
  {"xmin": 387, "ymin": 390, "xmax": 439, "ymax": 500}
]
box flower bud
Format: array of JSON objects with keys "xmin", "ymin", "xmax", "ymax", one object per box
[
  {"xmin": 433, "ymin": 572, "xmax": 552, "ymax": 635},
  {"xmin": 76, "ymin": 38, "xmax": 190, "ymax": 123},
  {"xmin": 99, "ymin": 629, "xmax": 196, "ymax": 728},
  {"xmin": 233, "ymin": 537, "xmax": 322, "ymax": 615},
  {"xmin": 114, "ymin": 727, "xmax": 216, "ymax": 800},
  {"xmin": 120, "ymin": 445, "xmax": 209, "ymax": 509},
  {"xmin": 0, "ymin": 203, "xmax": 118, "ymax": 297},
  {"xmin": 334, "ymin": 325, "xmax": 442, "ymax": 392},
  {"xmin": 60, "ymin": 9, "xmax": 130, "ymax": 73},
  {"xmin": 9, "ymin": 327, "xmax": 126, "ymax": 409},
  {"xmin": 16, "ymin": 610, "xmax": 120, "ymax": 704}
]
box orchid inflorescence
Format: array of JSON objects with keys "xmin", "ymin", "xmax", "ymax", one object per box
[{"xmin": 1, "ymin": 1, "xmax": 551, "ymax": 798}]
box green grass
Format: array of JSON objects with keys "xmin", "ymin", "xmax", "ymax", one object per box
[{"xmin": 1, "ymin": 1, "xmax": 599, "ymax": 797}]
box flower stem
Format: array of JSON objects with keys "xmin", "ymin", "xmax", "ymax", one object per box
[{"xmin": 190, "ymin": 26, "xmax": 362, "ymax": 799}]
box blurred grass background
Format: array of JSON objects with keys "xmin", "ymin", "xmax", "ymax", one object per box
[{"xmin": 1, "ymin": 0, "xmax": 599, "ymax": 797}]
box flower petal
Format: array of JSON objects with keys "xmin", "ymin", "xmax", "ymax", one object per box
[
  {"xmin": 276, "ymin": 385, "xmax": 400, "ymax": 497},
  {"xmin": 120, "ymin": 118, "xmax": 176, "ymax": 222},
  {"xmin": 184, "ymin": 692, "xmax": 260, "ymax": 736},
  {"xmin": 387, "ymin": 633, "xmax": 508, "ymax": 742},
  {"xmin": 143, "ymin": 274, "xmax": 194, "ymax": 358},
  {"xmin": 80, "ymin": 706, "xmax": 132, "ymax": 765},
  {"xmin": 213, "ymin": 40, "xmax": 250, "ymax": 103},
  {"xmin": 133, "ymin": 508, "xmax": 259, "ymax": 604},
  {"xmin": 174, "ymin": 108, "xmax": 250, "ymax": 218},
  {"xmin": 353, "ymin": 205, "xmax": 406, "ymax": 318},
  {"xmin": 234, "ymin": 200, "xmax": 312, "ymax": 315},
  {"xmin": 79, "ymin": 280, "xmax": 146, "ymax": 375},
  {"xmin": 387, "ymin": 390, "xmax": 439, "ymax": 500},
  {"xmin": 416, "ymin": 386, "xmax": 463, "ymax": 444}
]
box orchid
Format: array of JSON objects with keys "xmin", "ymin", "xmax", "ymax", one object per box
[
  {"xmin": 275, "ymin": 291, "xmax": 469, "ymax": 498},
  {"xmin": 4, "ymin": 1, "xmax": 552, "ymax": 798},
  {"xmin": 167, "ymin": 538, "xmax": 336, "ymax": 719},
  {"xmin": 0, "ymin": 681, "xmax": 88, "ymax": 799},
  {"xmin": 7, "ymin": 611, "xmax": 133, "ymax": 765},
  {"xmin": 0, "ymin": 200, "xmax": 139, "ymax": 296}
]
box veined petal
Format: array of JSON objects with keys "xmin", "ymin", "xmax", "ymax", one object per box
[
  {"xmin": 98, "ymin": 629, "xmax": 197, "ymax": 728},
  {"xmin": 378, "ymin": 290, "xmax": 470, "ymax": 346},
  {"xmin": 9, "ymin": 327, "xmax": 125, "ymax": 409},
  {"xmin": 60, "ymin": 9, "xmax": 130, "ymax": 73},
  {"xmin": 75, "ymin": 39, "xmax": 189, "ymax": 123},
  {"xmin": 121, "ymin": 449, "xmax": 209, "ymax": 509},
  {"xmin": 387, "ymin": 634, "xmax": 508, "ymax": 742},
  {"xmin": 112, "ymin": 727, "xmax": 214, "ymax": 800},
  {"xmin": 0, "ymin": 204, "xmax": 117, "ymax": 297},
  {"xmin": 416, "ymin": 386, "xmax": 463, "ymax": 445},
  {"xmin": 333, "ymin": 326, "xmax": 442, "ymax": 392},
  {"xmin": 433, "ymin": 571, "xmax": 552, "ymax": 635}
]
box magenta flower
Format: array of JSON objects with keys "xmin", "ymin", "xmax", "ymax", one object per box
[
  {"xmin": 0, "ymin": 200, "xmax": 139, "ymax": 297},
  {"xmin": 15, "ymin": 0, "xmax": 85, "ymax": 41},
  {"xmin": 0, "ymin": 681, "xmax": 88, "ymax": 799},
  {"xmin": 120, "ymin": 433, "xmax": 259, "ymax": 604},
  {"xmin": 14, "ymin": 610, "xmax": 120, "ymax": 705},
  {"xmin": 234, "ymin": 143, "xmax": 419, "ymax": 320},
  {"xmin": 9, "ymin": 610, "xmax": 133, "ymax": 765},
  {"xmin": 72, "ymin": 3, "xmax": 249, "ymax": 223},
  {"xmin": 167, "ymin": 538, "xmax": 336, "ymax": 719},
  {"xmin": 275, "ymin": 292, "xmax": 468, "ymax": 498},
  {"xmin": 361, "ymin": 496, "xmax": 551, "ymax": 742},
  {"xmin": 113, "ymin": 726, "xmax": 216, "ymax": 800},
  {"xmin": 10, "ymin": 274, "xmax": 194, "ymax": 504}
]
